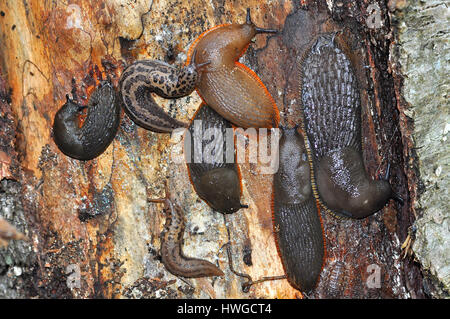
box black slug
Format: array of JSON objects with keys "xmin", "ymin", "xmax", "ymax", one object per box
[
  {"xmin": 299, "ymin": 33, "xmax": 402, "ymax": 219},
  {"xmin": 119, "ymin": 51, "xmax": 209, "ymax": 133},
  {"xmin": 53, "ymin": 81, "xmax": 121, "ymax": 161},
  {"xmin": 273, "ymin": 126, "xmax": 325, "ymax": 293},
  {"xmin": 149, "ymin": 183, "xmax": 224, "ymax": 278},
  {"xmin": 185, "ymin": 104, "xmax": 248, "ymax": 214}
]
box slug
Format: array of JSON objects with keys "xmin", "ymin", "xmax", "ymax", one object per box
[
  {"xmin": 298, "ymin": 33, "xmax": 402, "ymax": 219},
  {"xmin": 187, "ymin": 8, "xmax": 280, "ymax": 129},
  {"xmin": 273, "ymin": 126, "xmax": 325, "ymax": 293},
  {"xmin": 53, "ymin": 81, "xmax": 121, "ymax": 161},
  {"xmin": 321, "ymin": 251, "xmax": 350, "ymax": 299},
  {"xmin": 149, "ymin": 183, "xmax": 224, "ymax": 278},
  {"xmin": 119, "ymin": 50, "xmax": 209, "ymax": 133},
  {"xmin": 0, "ymin": 216, "xmax": 26, "ymax": 247},
  {"xmin": 185, "ymin": 104, "xmax": 248, "ymax": 214}
]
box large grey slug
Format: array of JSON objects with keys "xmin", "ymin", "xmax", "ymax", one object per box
[
  {"xmin": 298, "ymin": 33, "xmax": 403, "ymax": 219},
  {"xmin": 149, "ymin": 184, "xmax": 224, "ymax": 278},
  {"xmin": 119, "ymin": 50, "xmax": 209, "ymax": 133},
  {"xmin": 273, "ymin": 126, "xmax": 325, "ymax": 293},
  {"xmin": 185, "ymin": 104, "xmax": 248, "ymax": 214},
  {"xmin": 53, "ymin": 81, "xmax": 121, "ymax": 161}
]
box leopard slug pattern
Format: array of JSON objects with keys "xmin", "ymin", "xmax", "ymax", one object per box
[{"xmin": 119, "ymin": 54, "xmax": 208, "ymax": 133}]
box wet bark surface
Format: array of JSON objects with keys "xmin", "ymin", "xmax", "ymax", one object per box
[{"xmin": 0, "ymin": 0, "xmax": 427, "ymax": 298}]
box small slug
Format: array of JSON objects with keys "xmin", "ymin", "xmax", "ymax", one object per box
[
  {"xmin": 187, "ymin": 8, "xmax": 280, "ymax": 129},
  {"xmin": 149, "ymin": 184, "xmax": 224, "ymax": 278},
  {"xmin": 322, "ymin": 252, "xmax": 350, "ymax": 299},
  {"xmin": 185, "ymin": 104, "xmax": 248, "ymax": 214},
  {"xmin": 299, "ymin": 33, "xmax": 402, "ymax": 219},
  {"xmin": 273, "ymin": 126, "xmax": 325, "ymax": 293},
  {"xmin": 119, "ymin": 51, "xmax": 209, "ymax": 133},
  {"xmin": 53, "ymin": 81, "xmax": 121, "ymax": 161}
]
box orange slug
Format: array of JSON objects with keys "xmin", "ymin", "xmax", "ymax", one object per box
[{"xmin": 187, "ymin": 8, "xmax": 280, "ymax": 129}]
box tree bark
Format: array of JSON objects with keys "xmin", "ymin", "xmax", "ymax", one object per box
[{"xmin": 0, "ymin": 0, "xmax": 441, "ymax": 299}]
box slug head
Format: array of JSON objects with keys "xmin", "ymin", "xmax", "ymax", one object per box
[
  {"xmin": 55, "ymin": 95, "xmax": 86, "ymax": 121},
  {"xmin": 185, "ymin": 49, "xmax": 211, "ymax": 77},
  {"xmin": 344, "ymin": 164, "xmax": 404, "ymax": 219},
  {"xmin": 274, "ymin": 127, "xmax": 312, "ymax": 204},
  {"xmin": 230, "ymin": 9, "xmax": 277, "ymax": 60},
  {"xmin": 316, "ymin": 149, "xmax": 403, "ymax": 219},
  {"xmin": 348, "ymin": 180, "xmax": 394, "ymax": 218},
  {"xmin": 197, "ymin": 167, "xmax": 247, "ymax": 214},
  {"xmin": 243, "ymin": 8, "xmax": 278, "ymax": 41},
  {"xmin": 52, "ymin": 95, "xmax": 87, "ymax": 159},
  {"xmin": 194, "ymin": 9, "xmax": 277, "ymax": 68}
]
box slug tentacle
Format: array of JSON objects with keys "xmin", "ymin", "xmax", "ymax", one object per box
[
  {"xmin": 119, "ymin": 55, "xmax": 207, "ymax": 133},
  {"xmin": 188, "ymin": 8, "xmax": 280, "ymax": 129},
  {"xmin": 273, "ymin": 127, "xmax": 325, "ymax": 293},
  {"xmin": 53, "ymin": 81, "xmax": 121, "ymax": 161},
  {"xmin": 245, "ymin": 8, "xmax": 278, "ymax": 34},
  {"xmin": 149, "ymin": 183, "xmax": 224, "ymax": 278},
  {"xmin": 299, "ymin": 33, "xmax": 402, "ymax": 219},
  {"xmin": 185, "ymin": 104, "xmax": 247, "ymax": 214}
]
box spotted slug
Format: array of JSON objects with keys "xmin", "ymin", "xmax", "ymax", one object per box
[
  {"xmin": 53, "ymin": 81, "xmax": 121, "ymax": 160},
  {"xmin": 299, "ymin": 33, "xmax": 402, "ymax": 219},
  {"xmin": 149, "ymin": 184, "xmax": 224, "ymax": 278},
  {"xmin": 187, "ymin": 8, "xmax": 280, "ymax": 129},
  {"xmin": 273, "ymin": 126, "xmax": 325, "ymax": 293},
  {"xmin": 185, "ymin": 104, "xmax": 247, "ymax": 214},
  {"xmin": 119, "ymin": 51, "xmax": 209, "ymax": 133}
]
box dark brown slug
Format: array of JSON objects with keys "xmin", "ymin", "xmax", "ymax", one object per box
[
  {"xmin": 273, "ymin": 126, "xmax": 325, "ymax": 293},
  {"xmin": 119, "ymin": 51, "xmax": 209, "ymax": 133},
  {"xmin": 149, "ymin": 183, "xmax": 224, "ymax": 278},
  {"xmin": 53, "ymin": 81, "xmax": 121, "ymax": 161},
  {"xmin": 187, "ymin": 8, "xmax": 280, "ymax": 129},
  {"xmin": 299, "ymin": 33, "xmax": 403, "ymax": 219},
  {"xmin": 185, "ymin": 104, "xmax": 247, "ymax": 214}
]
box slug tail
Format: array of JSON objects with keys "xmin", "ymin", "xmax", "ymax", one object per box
[
  {"xmin": 274, "ymin": 200, "xmax": 325, "ymax": 293},
  {"xmin": 234, "ymin": 62, "xmax": 280, "ymax": 128},
  {"xmin": 185, "ymin": 104, "xmax": 244, "ymax": 214}
]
